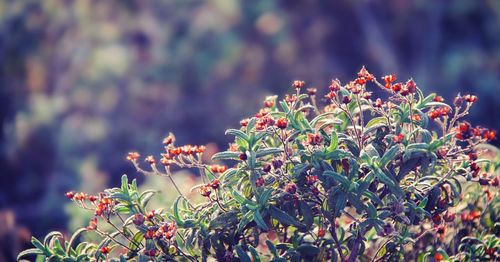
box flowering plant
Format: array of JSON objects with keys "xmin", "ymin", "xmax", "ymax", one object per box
[{"xmin": 19, "ymin": 68, "xmax": 499, "ymax": 261}]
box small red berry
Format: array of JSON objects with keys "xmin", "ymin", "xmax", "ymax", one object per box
[{"xmin": 434, "ymin": 253, "xmax": 443, "ymax": 261}]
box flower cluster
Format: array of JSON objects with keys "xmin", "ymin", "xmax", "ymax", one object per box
[{"xmin": 20, "ymin": 68, "xmax": 499, "ymax": 262}]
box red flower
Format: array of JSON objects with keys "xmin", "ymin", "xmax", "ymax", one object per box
[
  {"xmin": 100, "ymin": 246, "xmax": 110, "ymax": 255},
  {"xmin": 329, "ymin": 79, "xmax": 342, "ymax": 91},
  {"xmin": 382, "ymin": 74, "xmax": 396, "ymax": 88},
  {"xmin": 391, "ymin": 82, "xmax": 402, "ymax": 92},
  {"xmin": 362, "ymin": 91, "xmax": 372, "ymax": 99},
  {"xmin": 263, "ymin": 99, "xmax": 275, "ymax": 108},
  {"xmin": 162, "ymin": 133, "xmax": 176, "ymax": 146},
  {"xmin": 87, "ymin": 217, "xmax": 98, "ymax": 230},
  {"xmin": 276, "ymin": 118, "xmax": 288, "ymax": 129},
  {"xmin": 317, "ymin": 228, "xmax": 326, "ymax": 238},
  {"xmin": 307, "ymin": 88, "xmax": 317, "ymax": 96},
  {"xmin": 432, "ymin": 214, "xmax": 442, "ymax": 224},
  {"xmin": 411, "ymin": 114, "xmax": 421, "ymax": 122},
  {"xmin": 393, "ymin": 134, "xmax": 404, "ymax": 143},
  {"xmin": 357, "ymin": 66, "xmax": 374, "ymax": 81},
  {"xmin": 406, "ymin": 79, "xmax": 417, "ymax": 93},
  {"xmin": 285, "ymin": 183, "xmax": 297, "ymax": 194},
  {"xmin": 464, "ymin": 94, "xmax": 477, "ymax": 103},
  {"xmin": 65, "ymin": 191, "xmax": 75, "ymax": 200},
  {"xmin": 342, "ymin": 95, "xmax": 352, "ymax": 104},
  {"xmin": 210, "ymin": 179, "xmax": 220, "ymax": 190},
  {"xmin": 433, "ymin": 95, "xmax": 444, "ymax": 102},
  {"xmin": 307, "ymin": 133, "xmax": 324, "ymax": 146},
  {"xmin": 199, "ymin": 185, "xmax": 212, "ymax": 197},
  {"xmin": 240, "ymin": 118, "xmax": 249, "ymax": 127},
  {"xmin": 211, "ymin": 165, "xmax": 227, "ymax": 173},
  {"xmin": 305, "ymin": 175, "xmax": 318, "ymax": 185},
  {"xmin": 355, "ymin": 77, "xmax": 366, "ymax": 85},
  {"xmin": 145, "ymin": 155, "xmax": 156, "ymax": 165},
  {"xmin": 434, "ymin": 253, "xmax": 443, "ymax": 261},
  {"xmin": 256, "ymin": 177, "xmax": 265, "ymax": 187},
  {"xmin": 126, "ymin": 152, "xmax": 140, "ymax": 161},
  {"xmin": 443, "ymin": 211, "xmax": 455, "ymax": 222},
  {"xmin": 292, "ymin": 80, "xmax": 305, "ymax": 89}
]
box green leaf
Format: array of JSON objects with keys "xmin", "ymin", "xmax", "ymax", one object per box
[
  {"xmin": 296, "ymin": 244, "xmax": 321, "ymax": 256},
  {"xmin": 324, "ymin": 171, "xmax": 350, "ymax": 188},
  {"xmin": 231, "ymin": 189, "xmax": 258, "ymax": 209},
  {"xmin": 235, "ymin": 245, "xmax": 251, "ymax": 262},
  {"xmin": 324, "ymin": 149, "xmax": 351, "ymax": 161},
  {"xmin": 327, "ymin": 131, "xmax": 338, "ymax": 151},
  {"xmin": 299, "ymin": 201, "xmax": 313, "ymax": 228},
  {"xmin": 406, "ymin": 143, "xmax": 429, "ymax": 152},
  {"xmin": 31, "ymin": 237, "xmax": 49, "ymax": 256},
  {"xmin": 380, "ymin": 145, "xmax": 400, "ymax": 167},
  {"xmin": 226, "ymin": 129, "xmax": 250, "ymax": 141},
  {"xmin": 256, "ymin": 148, "xmax": 283, "ymax": 158},
  {"xmin": 372, "ymin": 169, "xmax": 402, "ymax": 196},
  {"xmin": 365, "ymin": 117, "xmax": 387, "ymax": 128},
  {"xmin": 17, "ymin": 248, "xmax": 44, "ymax": 261},
  {"xmin": 248, "ymin": 246, "xmax": 261, "ymax": 262},
  {"xmin": 266, "ymin": 240, "xmax": 279, "ymax": 258},
  {"xmin": 172, "ymin": 196, "xmax": 185, "ymax": 225},
  {"xmin": 211, "ymin": 151, "xmax": 240, "ymax": 161},
  {"xmin": 121, "ymin": 175, "xmax": 129, "ymax": 196},
  {"xmin": 253, "ymin": 210, "xmax": 269, "ymax": 231},
  {"xmin": 129, "ymin": 232, "xmax": 144, "ymax": 251},
  {"xmin": 238, "ymin": 211, "xmax": 254, "ymax": 233},
  {"xmin": 269, "ymin": 206, "xmax": 303, "ymax": 227},
  {"xmin": 257, "ymin": 188, "xmax": 273, "ymax": 206},
  {"xmin": 139, "ymin": 190, "xmax": 157, "ymax": 209},
  {"xmin": 43, "ymin": 231, "xmax": 63, "ymax": 246},
  {"xmin": 66, "ymin": 228, "xmax": 87, "ymax": 254},
  {"xmin": 310, "ymin": 112, "xmax": 340, "ymax": 127}
]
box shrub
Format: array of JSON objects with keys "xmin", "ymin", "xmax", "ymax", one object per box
[{"xmin": 19, "ymin": 68, "xmax": 499, "ymax": 261}]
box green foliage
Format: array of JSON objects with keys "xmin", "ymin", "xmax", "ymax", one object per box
[{"xmin": 20, "ymin": 69, "xmax": 499, "ymax": 261}]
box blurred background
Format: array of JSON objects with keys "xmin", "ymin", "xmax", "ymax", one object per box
[{"xmin": 1, "ymin": 0, "xmax": 499, "ymax": 259}]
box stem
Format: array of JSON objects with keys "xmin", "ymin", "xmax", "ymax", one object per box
[
  {"xmin": 348, "ymin": 230, "xmax": 364, "ymax": 262},
  {"xmin": 330, "ymin": 225, "xmax": 346, "ymax": 262}
]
